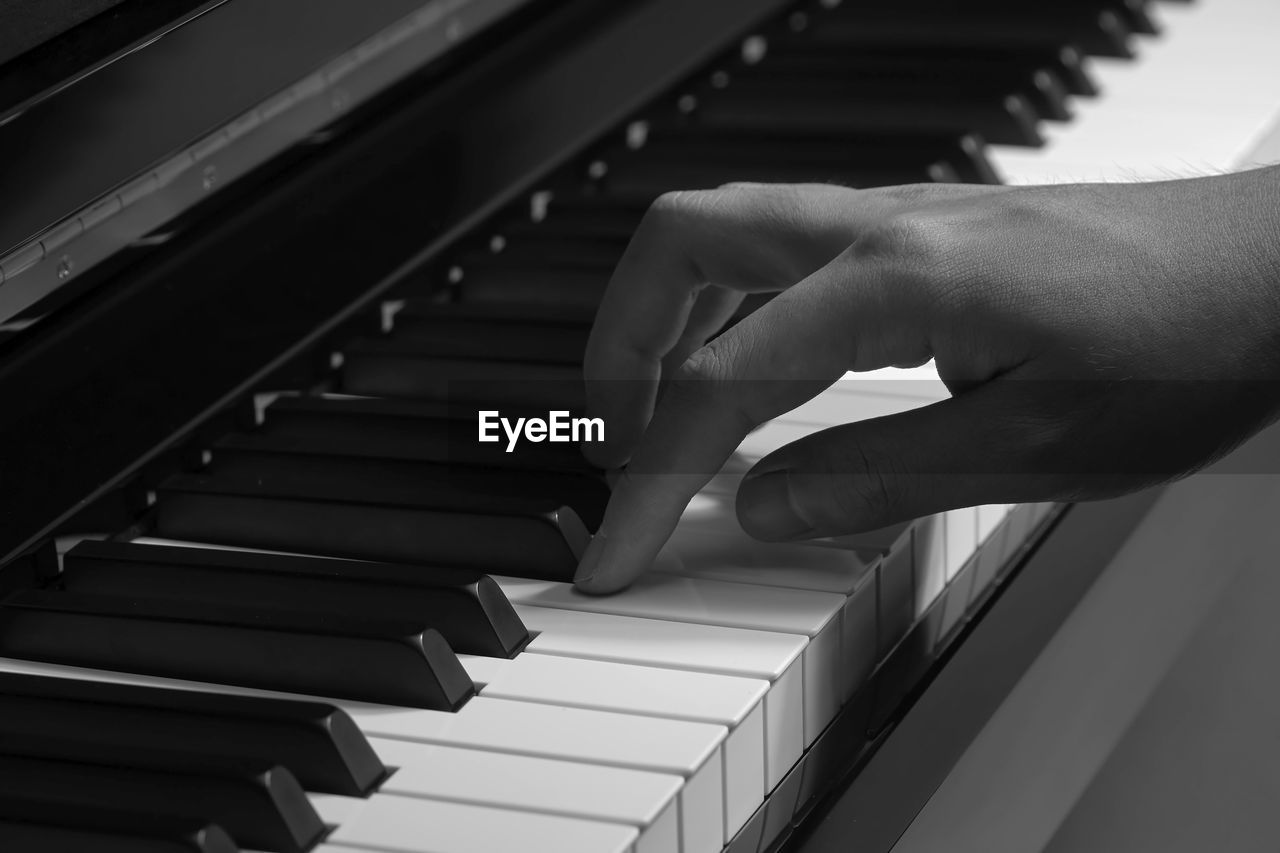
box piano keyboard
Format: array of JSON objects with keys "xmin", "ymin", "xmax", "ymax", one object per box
[{"xmin": 3, "ymin": 1, "xmax": 1277, "ymax": 852}]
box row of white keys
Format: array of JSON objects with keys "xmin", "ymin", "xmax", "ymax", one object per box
[
  {"xmin": 365, "ymin": 736, "xmax": 679, "ymax": 834},
  {"xmin": 514, "ymin": 605, "xmax": 806, "ymax": 792},
  {"xmin": 495, "ymin": 573, "xmax": 845, "ymax": 748},
  {"xmin": 653, "ymin": 524, "xmax": 880, "ymax": 704},
  {"xmin": 0, "ymin": 656, "xmax": 718, "ymax": 853},
  {"xmin": 330, "ymin": 696, "xmax": 726, "ymax": 853},
  {"xmin": 992, "ymin": 0, "xmax": 1280, "ymax": 184},
  {"xmin": 457, "ymin": 650, "xmax": 768, "ymax": 839}
]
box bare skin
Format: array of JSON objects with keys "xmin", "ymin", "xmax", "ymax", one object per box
[{"xmin": 573, "ymin": 168, "xmax": 1280, "ymax": 594}]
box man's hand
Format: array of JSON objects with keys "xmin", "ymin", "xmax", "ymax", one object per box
[{"xmin": 574, "ymin": 170, "xmax": 1280, "ymax": 594}]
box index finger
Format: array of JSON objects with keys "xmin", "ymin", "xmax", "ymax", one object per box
[{"xmin": 575, "ymin": 255, "xmax": 874, "ymax": 594}]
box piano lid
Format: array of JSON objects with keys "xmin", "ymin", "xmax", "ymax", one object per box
[{"xmin": 0, "ymin": 0, "xmax": 531, "ymax": 329}]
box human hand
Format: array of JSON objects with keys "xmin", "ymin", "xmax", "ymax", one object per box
[{"xmin": 574, "ymin": 169, "xmax": 1280, "ymax": 594}]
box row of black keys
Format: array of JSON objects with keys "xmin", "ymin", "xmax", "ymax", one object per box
[
  {"xmin": 428, "ymin": 0, "xmax": 1165, "ymax": 301},
  {"xmin": 0, "ymin": 297, "xmax": 706, "ymax": 719},
  {"xmin": 0, "ymin": 307, "xmax": 667, "ymax": 724},
  {"xmin": 0, "ymin": 536, "xmax": 524, "ymax": 849},
  {"xmin": 0, "ymin": 666, "xmax": 383, "ymax": 853}
]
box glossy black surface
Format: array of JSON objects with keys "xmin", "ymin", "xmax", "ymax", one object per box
[
  {"xmin": 0, "ymin": 0, "xmax": 219, "ymax": 124},
  {"xmin": 0, "ymin": 0, "xmax": 430, "ymax": 253},
  {"xmin": 154, "ymin": 471, "xmax": 584, "ymax": 578},
  {"xmin": 0, "ymin": 809, "xmax": 237, "ymax": 853},
  {"xmin": 0, "ymin": 754, "xmax": 321, "ymax": 853},
  {"xmin": 243, "ymin": 395, "xmax": 600, "ymax": 474},
  {"xmin": 0, "ymin": 589, "xmax": 475, "ymax": 709},
  {"xmin": 0, "ymin": 667, "xmax": 385, "ymax": 796},
  {"xmin": 62, "ymin": 540, "xmax": 531, "ymax": 658}
]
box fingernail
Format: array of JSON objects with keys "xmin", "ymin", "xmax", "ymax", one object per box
[
  {"xmin": 737, "ymin": 469, "xmax": 814, "ymax": 541},
  {"xmin": 573, "ymin": 531, "xmax": 607, "ymax": 588}
]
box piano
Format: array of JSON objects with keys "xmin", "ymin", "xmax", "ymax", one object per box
[{"xmin": 1, "ymin": 1, "xmax": 1278, "ymax": 851}]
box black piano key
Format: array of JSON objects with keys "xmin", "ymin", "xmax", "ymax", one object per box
[
  {"xmin": 0, "ymin": 755, "xmax": 321, "ymax": 853},
  {"xmin": 452, "ymin": 264, "xmax": 609, "ymax": 307},
  {"xmin": 385, "ymin": 303, "xmax": 591, "ymax": 364},
  {"xmin": 1111, "ymin": 0, "xmax": 1159, "ymax": 36},
  {"xmin": 793, "ymin": 31, "xmax": 1098, "ymax": 97},
  {"xmin": 812, "ymin": 6, "xmax": 1134, "ymax": 59},
  {"xmin": 60, "ymin": 540, "xmax": 530, "ymax": 657},
  {"xmin": 689, "ymin": 83, "xmax": 1043, "ymax": 147},
  {"xmin": 0, "ymin": 668, "xmax": 384, "ymax": 795},
  {"xmin": 252, "ymin": 395, "xmax": 597, "ymax": 475},
  {"xmin": 339, "ymin": 336, "xmax": 586, "ymax": 408},
  {"xmin": 456, "ymin": 237, "xmax": 626, "ymax": 271},
  {"xmin": 741, "ymin": 45, "xmax": 1073, "ymax": 122},
  {"xmin": 154, "ymin": 475, "xmax": 587, "ymax": 580},
  {"xmin": 204, "ymin": 441, "xmax": 608, "ymax": 529},
  {"xmin": 388, "ymin": 298, "xmax": 598, "ymax": 327},
  {"xmin": 932, "ymin": 0, "xmax": 1158, "ymax": 38},
  {"xmin": 0, "ymin": 590, "xmax": 474, "ymax": 710},
  {"xmin": 0, "ymin": 808, "xmax": 237, "ymax": 853},
  {"xmin": 498, "ymin": 196, "xmax": 648, "ymax": 243},
  {"xmin": 629, "ymin": 127, "xmax": 997, "ymax": 185}
]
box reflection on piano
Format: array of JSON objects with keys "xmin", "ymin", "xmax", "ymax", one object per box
[{"xmin": 0, "ymin": 0, "xmax": 1278, "ymax": 851}]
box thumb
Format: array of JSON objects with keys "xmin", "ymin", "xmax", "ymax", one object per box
[{"xmin": 735, "ymin": 382, "xmax": 1048, "ymax": 540}]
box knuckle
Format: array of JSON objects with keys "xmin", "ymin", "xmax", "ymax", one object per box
[
  {"xmin": 646, "ymin": 189, "xmax": 714, "ymax": 227},
  {"xmin": 666, "ymin": 343, "xmax": 760, "ymax": 433},
  {"xmin": 662, "ymin": 348, "xmax": 722, "ymax": 412},
  {"xmin": 673, "ymin": 343, "xmax": 726, "ymax": 384},
  {"xmin": 848, "ymin": 211, "xmax": 949, "ymax": 269},
  {"xmin": 648, "ymin": 190, "xmax": 692, "ymax": 220}
]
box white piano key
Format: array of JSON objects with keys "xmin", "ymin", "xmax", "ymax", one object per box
[
  {"xmin": 369, "ymin": 737, "xmax": 681, "ymax": 851},
  {"xmin": 737, "ymin": 420, "xmax": 819, "ymax": 460},
  {"xmin": 678, "ymin": 489, "xmax": 755, "ymax": 537},
  {"xmin": 839, "ymin": 566, "xmax": 879, "ymax": 703},
  {"xmin": 461, "ymin": 653, "xmax": 766, "ymax": 729},
  {"xmin": 944, "ymin": 507, "xmax": 979, "ymax": 583},
  {"xmin": 678, "ymin": 749, "xmax": 726, "ymax": 853},
  {"xmin": 659, "ymin": 527, "xmax": 877, "ymax": 595},
  {"xmin": 913, "ymin": 515, "xmax": 947, "ymax": 616},
  {"xmin": 635, "ymin": 795, "xmax": 680, "ymax": 853},
  {"xmin": 836, "ymin": 365, "xmax": 949, "ymax": 401},
  {"xmin": 457, "ymin": 653, "xmax": 768, "ymax": 838},
  {"xmin": 877, "ymin": 534, "xmax": 916, "ymax": 656},
  {"xmin": 977, "ymin": 504, "xmax": 1011, "ymax": 544},
  {"xmin": 313, "ymin": 792, "xmax": 639, "ymax": 853},
  {"xmin": 675, "ymin": 491, "xmax": 883, "ymax": 580},
  {"xmin": 355, "ymin": 697, "xmax": 726, "ymax": 853},
  {"xmin": 514, "ymin": 605, "xmax": 806, "ymax": 791},
  {"xmin": 515, "ymin": 605, "xmax": 804, "ymax": 680},
  {"xmin": 826, "ymin": 519, "xmax": 913, "ymax": 554},
  {"xmin": 495, "ymin": 574, "xmax": 845, "ymax": 745},
  {"xmin": 778, "ymin": 387, "xmax": 933, "ymax": 428},
  {"xmin": 497, "ymin": 574, "xmax": 840, "ymax": 644},
  {"xmin": 656, "ymin": 526, "xmax": 881, "ymax": 703}
]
